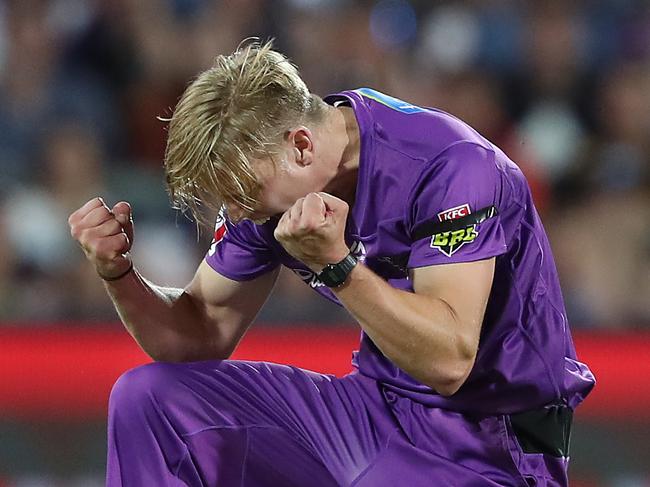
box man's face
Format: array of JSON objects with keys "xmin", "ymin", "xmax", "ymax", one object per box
[
  {"xmin": 223, "ymin": 157, "xmax": 302, "ymax": 224},
  {"xmin": 225, "ymin": 129, "xmax": 332, "ymax": 224}
]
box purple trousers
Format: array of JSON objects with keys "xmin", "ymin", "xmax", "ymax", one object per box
[{"xmin": 106, "ymin": 360, "xmax": 568, "ymax": 486}]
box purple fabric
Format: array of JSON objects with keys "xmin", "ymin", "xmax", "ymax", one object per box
[
  {"xmin": 205, "ymin": 88, "xmax": 594, "ymax": 414},
  {"xmin": 144, "ymin": 88, "xmax": 595, "ymax": 484},
  {"xmin": 405, "ymin": 142, "xmax": 507, "ymax": 268},
  {"xmin": 206, "ymin": 208, "xmax": 279, "ymax": 281},
  {"xmin": 107, "ymin": 360, "xmax": 566, "ymax": 486}
]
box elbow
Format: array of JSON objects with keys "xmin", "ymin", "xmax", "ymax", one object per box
[
  {"xmin": 150, "ymin": 348, "xmax": 231, "ymax": 363},
  {"xmin": 147, "ymin": 340, "xmax": 232, "ymax": 363},
  {"xmin": 437, "ymin": 329, "xmax": 479, "ymax": 396},
  {"xmin": 429, "ymin": 348, "xmax": 476, "ymax": 397},
  {"xmin": 145, "ymin": 344, "xmax": 190, "ymax": 363},
  {"xmin": 147, "ymin": 348, "xmax": 185, "ymax": 363},
  {"xmin": 433, "ymin": 370, "xmax": 470, "ymax": 397},
  {"xmin": 144, "ymin": 321, "xmax": 239, "ymax": 362}
]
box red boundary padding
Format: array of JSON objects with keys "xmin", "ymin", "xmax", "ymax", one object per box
[{"xmin": 0, "ymin": 325, "xmax": 648, "ymax": 421}]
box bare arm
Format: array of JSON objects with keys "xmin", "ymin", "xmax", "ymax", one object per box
[
  {"xmin": 105, "ymin": 261, "xmax": 279, "ymax": 362},
  {"xmin": 69, "ymin": 197, "xmax": 278, "ymax": 362},
  {"xmin": 274, "ymin": 192, "xmax": 493, "ymax": 396},
  {"xmin": 333, "ymin": 259, "xmax": 494, "ymax": 396}
]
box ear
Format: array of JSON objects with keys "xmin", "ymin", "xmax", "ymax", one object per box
[{"xmin": 287, "ymin": 127, "xmax": 314, "ymax": 167}]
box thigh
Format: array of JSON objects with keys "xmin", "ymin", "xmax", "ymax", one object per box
[
  {"xmin": 382, "ymin": 394, "xmax": 531, "ymax": 486},
  {"xmin": 177, "ymin": 424, "xmax": 339, "ymax": 487},
  {"xmin": 132, "ymin": 360, "xmax": 400, "ymax": 485},
  {"xmin": 351, "ymin": 433, "xmax": 516, "ymax": 487}
]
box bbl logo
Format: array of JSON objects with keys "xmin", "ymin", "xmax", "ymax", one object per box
[{"xmin": 430, "ymin": 204, "xmax": 478, "ymax": 257}]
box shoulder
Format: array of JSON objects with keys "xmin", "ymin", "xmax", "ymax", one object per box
[
  {"xmin": 207, "ymin": 213, "xmax": 280, "ymax": 257},
  {"xmin": 410, "ymin": 142, "xmax": 500, "ymax": 198},
  {"xmin": 228, "ymin": 217, "xmax": 279, "ymax": 246},
  {"xmin": 327, "ymin": 88, "xmax": 491, "ymax": 160}
]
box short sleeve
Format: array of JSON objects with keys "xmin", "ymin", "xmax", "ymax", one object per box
[
  {"xmin": 204, "ymin": 209, "xmax": 280, "ymax": 281},
  {"xmin": 407, "ymin": 142, "xmax": 507, "ymax": 268}
]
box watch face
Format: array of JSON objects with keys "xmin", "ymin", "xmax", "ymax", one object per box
[
  {"xmin": 318, "ymin": 254, "xmax": 358, "ymax": 287},
  {"xmin": 321, "ymin": 265, "xmax": 345, "ymax": 287}
]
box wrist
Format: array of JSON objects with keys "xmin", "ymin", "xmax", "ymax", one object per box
[
  {"xmin": 98, "ymin": 261, "xmax": 134, "ymax": 282},
  {"xmin": 316, "ymin": 252, "xmax": 358, "ymax": 288},
  {"xmin": 309, "ymin": 247, "xmax": 350, "ymax": 274}
]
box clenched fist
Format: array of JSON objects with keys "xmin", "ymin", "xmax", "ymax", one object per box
[
  {"xmin": 274, "ymin": 192, "xmax": 349, "ymax": 272},
  {"xmin": 68, "ymin": 197, "xmax": 134, "ymax": 280}
]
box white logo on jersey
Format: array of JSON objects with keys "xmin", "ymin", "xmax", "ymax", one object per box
[
  {"xmin": 438, "ymin": 204, "xmax": 471, "ymax": 222},
  {"xmin": 208, "ymin": 207, "xmax": 227, "ymax": 256}
]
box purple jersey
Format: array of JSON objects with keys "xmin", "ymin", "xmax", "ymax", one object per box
[{"xmin": 205, "ymin": 88, "xmax": 595, "ymax": 414}]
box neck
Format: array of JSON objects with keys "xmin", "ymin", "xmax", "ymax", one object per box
[{"xmin": 322, "ymin": 105, "xmax": 361, "ymax": 206}]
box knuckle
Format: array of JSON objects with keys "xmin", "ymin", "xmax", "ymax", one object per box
[
  {"xmin": 108, "ymin": 220, "xmax": 121, "ymax": 233},
  {"xmin": 84, "ymin": 198, "xmax": 101, "ymax": 213},
  {"xmin": 119, "ymin": 233, "xmax": 130, "ymax": 249},
  {"xmin": 106, "ymin": 249, "xmax": 120, "ymax": 261},
  {"xmin": 298, "ymin": 222, "xmax": 312, "ymax": 233},
  {"xmin": 78, "ymin": 227, "xmax": 91, "ymax": 243},
  {"xmin": 98, "ymin": 243, "xmax": 120, "ymax": 262},
  {"xmin": 93, "ymin": 207, "xmax": 110, "ymax": 221}
]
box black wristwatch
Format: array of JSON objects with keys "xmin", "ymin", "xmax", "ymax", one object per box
[{"xmin": 316, "ymin": 253, "xmax": 359, "ymax": 288}]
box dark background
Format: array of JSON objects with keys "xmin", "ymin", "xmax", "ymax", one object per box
[{"xmin": 1, "ymin": 0, "xmax": 649, "ymax": 485}]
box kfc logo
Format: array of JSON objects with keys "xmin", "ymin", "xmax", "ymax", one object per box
[
  {"xmin": 431, "ymin": 204, "xmax": 479, "ymax": 257},
  {"xmin": 438, "ymin": 204, "xmax": 470, "ymax": 222}
]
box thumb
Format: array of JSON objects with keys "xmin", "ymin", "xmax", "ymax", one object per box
[{"xmin": 112, "ymin": 201, "xmax": 134, "ymax": 244}]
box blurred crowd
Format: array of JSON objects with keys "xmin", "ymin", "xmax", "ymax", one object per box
[{"xmin": 0, "ymin": 0, "xmax": 648, "ymax": 328}]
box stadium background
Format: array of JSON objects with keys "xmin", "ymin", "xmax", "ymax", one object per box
[{"xmin": 0, "ymin": 0, "xmax": 649, "ymax": 485}]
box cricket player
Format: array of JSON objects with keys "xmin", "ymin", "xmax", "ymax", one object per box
[{"xmin": 69, "ymin": 41, "xmax": 595, "ymax": 486}]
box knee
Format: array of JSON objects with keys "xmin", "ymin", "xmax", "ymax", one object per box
[{"xmin": 108, "ymin": 362, "xmax": 182, "ymax": 415}]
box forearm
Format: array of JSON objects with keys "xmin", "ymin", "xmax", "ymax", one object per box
[
  {"xmin": 104, "ymin": 268, "xmax": 215, "ymax": 362},
  {"xmin": 333, "ymin": 264, "xmax": 476, "ymax": 395}
]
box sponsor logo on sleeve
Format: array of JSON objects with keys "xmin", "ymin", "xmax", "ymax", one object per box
[
  {"xmin": 207, "ymin": 208, "xmax": 227, "ymax": 256},
  {"xmin": 430, "ymin": 204, "xmax": 478, "ymax": 257},
  {"xmin": 438, "ymin": 204, "xmax": 471, "ymax": 221}
]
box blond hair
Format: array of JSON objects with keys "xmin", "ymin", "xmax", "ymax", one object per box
[{"xmin": 163, "ymin": 39, "xmax": 325, "ymax": 227}]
